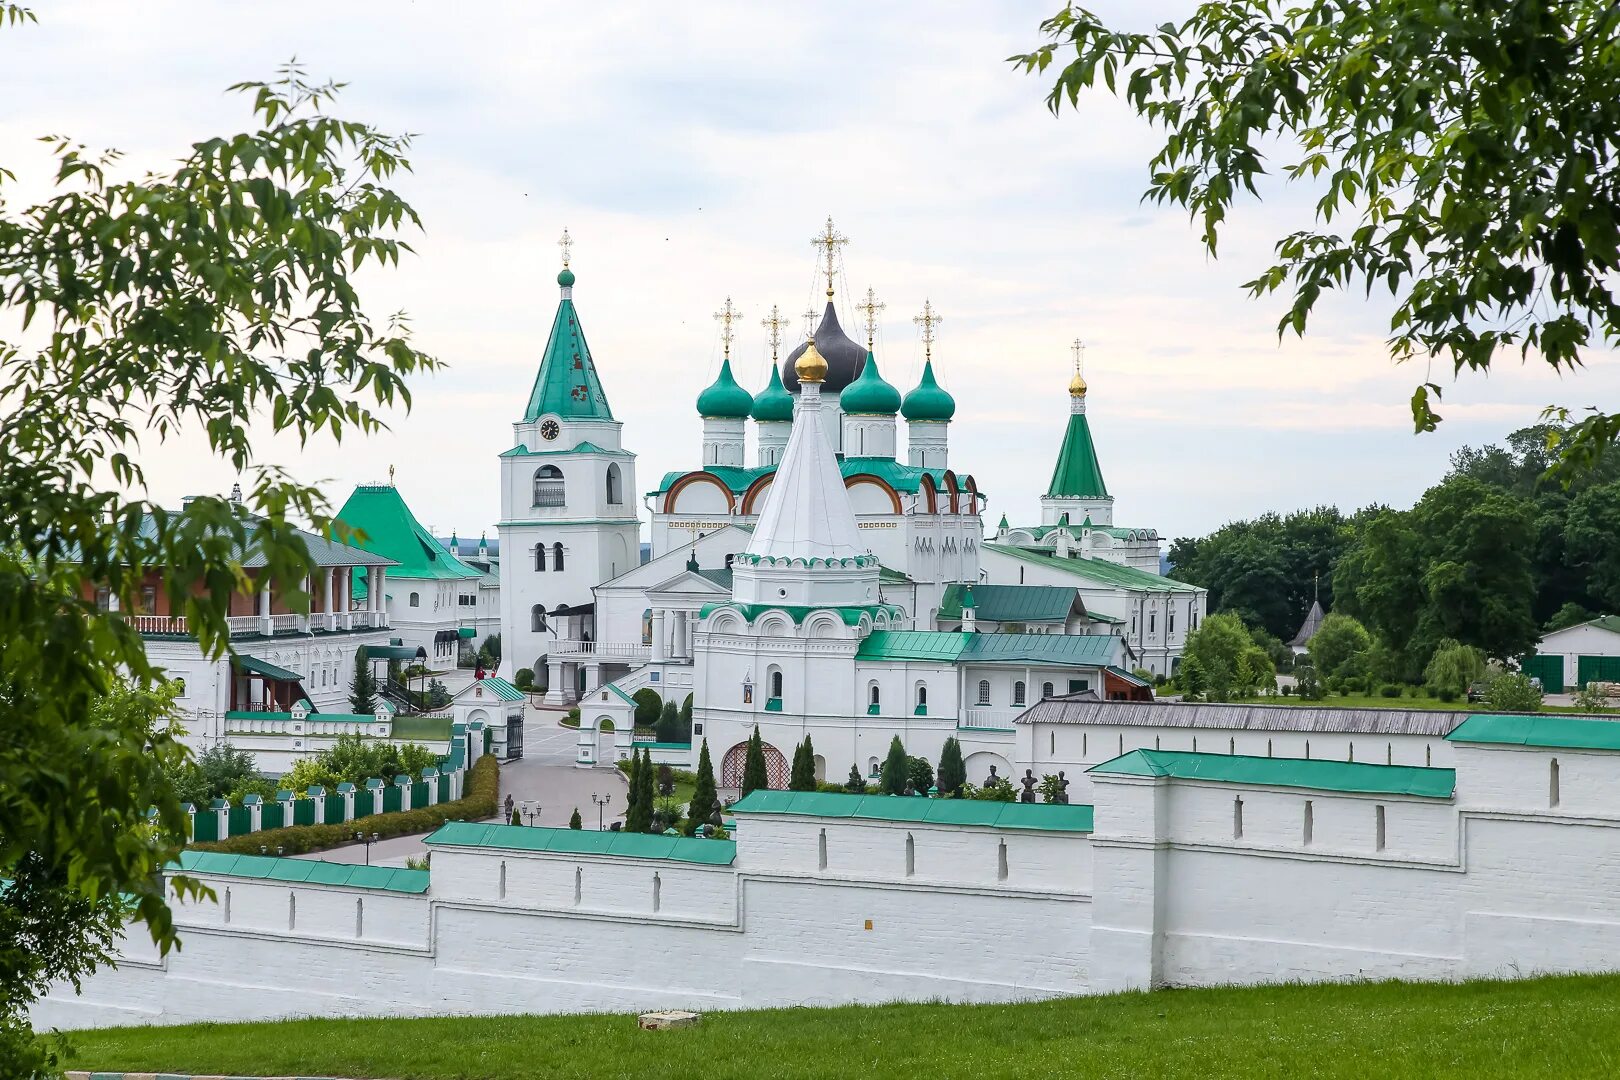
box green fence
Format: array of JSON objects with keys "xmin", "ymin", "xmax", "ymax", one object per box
[
  {"xmin": 323, "ymin": 795, "xmax": 346, "ymax": 825},
  {"xmin": 381, "ymin": 787, "xmax": 402, "ymax": 814},
  {"xmin": 226, "ymin": 806, "xmax": 252, "ymax": 837},
  {"xmin": 294, "ymin": 799, "xmax": 317, "ymax": 826},
  {"xmin": 354, "ymin": 790, "xmax": 375, "ymax": 818},
  {"xmin": 1521, "ymin": 654, "xmax": 1564, "ymax": 693},
  {"xmin": 192, "ymin": 811, "xmax": 219, "ymax": 843},
  {"xmin": 260, "ymin": 803, "xmax": 284, "ymax": 831},
  {"xmin": 412, "ymin": 781, "xmax": 430, "ymax": 810},
  {"xmin": 438, "ymin": 774, "xmax": 450, "ymax": 801},
  {"xmin": 1577, "ymin": 654, "xmax": 1620, "ymax": 690}
]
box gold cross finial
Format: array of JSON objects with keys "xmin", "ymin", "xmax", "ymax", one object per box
[
  {"xmin": 803, "ymin": 305, "xmax": 820, "ymax": 340},
  {"xmin": 558, "ymin": 227, "xmax": 573, "ymax": 270},
  {"xmin": 1071, "ymin": 337, "xmax": 1086, "ymax": 375},
  {"xmin": 856, "ymin": 286, "xmax": 886, "ymax": 350},
  {"xmin": 761, "ymin": 305, "xmax": 789, "ymax": 362},
  {"xmin": 810, "ymin": 216, "xmax": 848, "ymax": 298},
  {"xmin": 713, "ymin": 297, "xmax": 742, "ymax": 360},
  {"xmin": 388, "ymin": 464, "xmax": 395, "ymax": 487},
  {"xmin": 913, "ymin": 300, "xmax": 942, "ymax": 361}
]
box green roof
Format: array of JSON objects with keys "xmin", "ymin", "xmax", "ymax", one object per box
[
  {"xmin": 856, "ymin": 630, "xmax": 1120, "ymax": 667},
  {"xmin": 388, "ymin": 715, "xmax": 455, "ymax": 741},
  {"xmin": 700, "ymin": 602, "xmax": 901, "ymax": 627},
  {"xmin": 732, "ymin": 790, "xmax": 1093, "ymax": 832},
  {"xmin": 878, "ymin": 564, "xmax": 914, "ymax": 585},
  {"xmin": 1089, "ymin": 749, "xmax": 1456, "ymax": 799},
  {"xmin": 939, "ymin": 583, "xmax": 1078, "ymax": 623},
  {"xmin": 696, "ymin": 358, "xmax": 754, "ymax": 419},
  {"xmin": 499, "ymin": 440, "xmax": 627, "ymax": 458},
  {"xmin": 474, "ymin": 676, "xmax": 526, "ymax": 702},
  {"xmin": 1046, "ymin": 410, "xmax": 1108, "ymax": 499},
  {"xmin": 1446, "ymin": 713, "xmax": 1620, "ymax": 751},
  {"xmin": 654, "ymin": 459, "xmax": 954, "ymax": 497},
  {"xmin": 839, "ymin": 350, "xmax": 901, "ymax": 415},
  {"xmin": 750, "ymin": 364, "xmax": 794, "ymax": 422},
  {"xmin": 425, "ymin": 821, "xmax": 735, "ymax": 865},
  {"xmin": 986, "ymin": 543, "xmax": 1202, "ymax": 594},
  {"xmin": 236, "ymin": 656, "xmax": 302, "ymax": 682},
  {"xmin": 900, "ymin": 359, "xmax": 955, "ymax": 421},
  {"xmin": 524, "ymin": 277, "xmax": 614, "ymax": 421},
  {"xmin": 336, "ymin": 485, "xmax": 483, "ymax": 585},
  {"xmin": 172, "ymin": 850, "xmax": 430, "ymax": 893}
]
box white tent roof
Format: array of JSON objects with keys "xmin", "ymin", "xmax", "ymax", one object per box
[{"xmin": 745, "ymin": 382, "xmax": 865, "ymax": 562}]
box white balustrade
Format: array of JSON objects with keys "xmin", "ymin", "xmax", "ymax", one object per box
[{"xmin": 960, "ymin": 707, "xmax": 1021, "ymax": 730}]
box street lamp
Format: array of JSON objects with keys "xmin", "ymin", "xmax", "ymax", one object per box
[
  {"xmin": 354, "ymin": 830, "xmax": 380, "ymax": 865},
  {"xmin": 591, "ymin": 792, "xmax": 611, "ymax": 831},
  {"xmin": 519, "ymin": 800, "xmax": 542, "ymax": 827}
]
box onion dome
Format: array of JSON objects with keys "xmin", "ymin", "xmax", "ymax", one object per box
[
  {"xmin": 783, "ymin": 302, "xmax": 864, "ymax": 392},
  {"xmin": 558, "ymin": 267, "xmax": 576, "ymax": 288},
  {"xmin": 750, "ymin": 364, "xmax": 794, "ymax": 422},
  {"xmin": 696, "ymin": 358, "xmax": 753, "ymax": 418},
  {"xmin": 1069, "ymin": 371, "xmax": 1088, "ymax": 397},
  {"xmin": 839, "ymin": 351, "xmax": 901, "ymax": 415},
  {"xmin": 795, "ymin": 339, "xmax": 829, "ymax": 384},
  {"xmin": 901, "ymin": 359, "xmax": 956, "ymax": 421}
]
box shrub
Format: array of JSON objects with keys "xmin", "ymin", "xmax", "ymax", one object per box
[
  {"xmin": 1574, "ymin": 684, "xmax": 1614, "ymax": 712},
  {"xmin": 1437, "ymin": 687, "xmax": 1461, "ymax": 702},
  {"xmin": 1379, "ymin": 684, "xmax": 1402, "ymax": 698},
  {"xmin": 569, "ymin": 808, "xmax": 583, "ymax": 830},
  {"xmin": 631, "ymin": 688, "xmax": 662, "ymax": 728},
  {"xmin": 789, "ymin": 736, "xmax": 817, "ymax": 791},
  {"xmin": 967, "ymin": 777, "xmax": 1016, "ymax": 802},
  {"xmin": 906, "ymin": 755, "xmax": 934, "ymax": 795},
  {"xmin": 655, "ymin": 700, "xmax": 681, "ymax": 743},
  {"xmin": 191, "ymin": 755, "xmax": 499, "ymax": 856},
  {"xmin": 879, "ymin": 736, "xmax": 908, "ymax": 796},
  {"xmin": 514, "ymin": 667, "xmax": 535, "ymax": 691},
  {"xmin": 742, "ymin": 727, "xmax": 768, "ymax": 796},
  {"xmin": 844, "ymin": 764, "xmax": 868, "ymax": 794},
  {"xmin": 1486, "ymin": 672, "xmax": 1544, "ymax": 713},
  {"xmin": 936, "ymin": 737, "xmax": 966, "ymax": 798},
  {"xmin": 1280, "ymin": 684, "xmax": 1293, "ymax": 696},
  {"xmin": 686, "ymin": 740, "xmax": 720, "ymax": 832}
]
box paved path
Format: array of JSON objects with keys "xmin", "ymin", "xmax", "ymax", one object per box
[{"xmin": 295, "ymin": 704, "xmax": 628, "ymax": 867}]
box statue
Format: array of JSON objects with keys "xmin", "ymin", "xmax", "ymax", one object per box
[
  {"xmin": 985, "ymin": 764, "xmax": 1000, "ymax": 788},
  {"xmin": 1054, "ymin": 771, "xmax": 1070, "ymax": 805},
  {"xmin": 1019, "ymin": 769, "xmax": 1037, "ymax": 804}
]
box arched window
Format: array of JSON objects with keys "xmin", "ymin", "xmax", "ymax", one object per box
[
  {"xmin": 531, "ymin": 604, "xmax": 547, "ymax": 633},
  {"xmin": 534, "ymin": 545, "xmax": 546, "ymax": 572},
  {"xmin": 533, "ymin": 465, "xmax": 565, "ymax": 507},
  {"xmin": 408, "ymin": 592, "xmax": 420, "ymax": 608},
  {"xmin": 915, "ymin": 683, "xmax": 928, "ymax": 713},
  {"xmin": 976, "ymin": 680, "xmax": 991, "ymax": 705},
  {"xmin": 606, "ymin": 463, "xmax": 623, "ymax": 505},
  {"xmin": 552, "ymin": 542, "xmax": 565, "ymax": 571},
  {"xmin": 1013, "ymin": 680, "xmax": 1026, "ymax": 706},
  {"xmin": 770, "ymin": 669, "xmax": 783, "ymax": 699},
  {"xmin": 1041, "ymin": 681, "xmax": 1054, "ymax": 700},
  {"xmin": 869, "ymin": 683, "xmax": 881, "ymax": 710}
]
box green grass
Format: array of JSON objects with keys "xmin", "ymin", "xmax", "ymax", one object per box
[{"xmin": 62, "ymin": 974, "xmax": 1620, "ymax": 1079}]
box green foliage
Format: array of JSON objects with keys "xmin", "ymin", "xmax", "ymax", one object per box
[
  {"xmin": 1234, "ymin": 646, "xmax": 1277, "ymax": 698},
  {"xmin": 638, "ymin": 749, "xmax": 658, "ymax": 832},
  {"xmin": 687, "ymin": 740, "xmax": 720, "ymax": 833},
  {"xmin": 1487, "ymin": 672, "xmax": 1545, "ymax": 713},
  {"xmin": 1573, "ymin": 684, "xmax": 1614, "ymax": 713},
  {"xmin": 194, "ymin": 755, "xmax": 498, "ymax": 856},
  {"xmin": 655, "ymin": 700, "xmax": 681, "ymax": 743},
  {"xmin": 1307, "ymin": 614, "xmax": 1373, "ymax": 680},
  {"xmin": 481, "ymin": 634, "xmax": 501, "ymax": 662},
  {"xmin": 1565, "ymin": 481, "xmax": 1620, "ymax": 610},
  {"xmin": 631, "ymin": 689, "xmax": 662, "ymax": 729},
  {"xmin": 681, "ymin": 693, "xmax": 693, "ymax": 727},
  {"xmin": 624, "ymin": 749, "xmax": 652, "ymax": 833},
  {"xmin": 424, "ymin": 678, "xmax": 451, "ymax": 710},
  {"xmin": 1544, "ymin": 603, "xmax": 1597, "ymax": 633},
  {"xmin": 349, "ymin": 647, "xmax": 378, "ymax": 713},
  {"xmin": 280, "ymin": 756, "xmax": 344, "ymax": 795},
  {"xmin": 936, "ymin": 737, "xmax": 966, "ymax": 798},
  {"xmin": 165, "ymin": 742, "xmax": 260, "ymax": 807},
  {"xmin": 1424, "ymin": 640, "xmax": 1488, "ymax": 699},
  {"xmin": 509, "ymin": 808, "xmax": 521, "ymax": 826},
  {"xmin": 283, "ymin": 733, "xmax": 438, "ymax": 790},
  {"xmin": 844, "ymin": 764, "xmax": 869, "ymax": 794},
  {"xmin": 1294, "ymin": 661, "xmax": 1324, "ymax": 701},
  {"xmin": 968, "ymin": 776, "xmax": 1017, "ymax": 802},
  {"xmin": 1179, "ymin": 654, "xmax": 1208, "ymax": 701},
  {"xmin": 879, "ymin": 736, "xmax": 908, "ymax": 796},
  {"xmin": 1183, "ymin": 613, "xmax": 1253, "ymax": 701},
  {"xmin": 789, "ymin": 735, "xmax": 817, "ymax": 792},
  {"xmin": 568, "ymin": 807, "xmax": 583, "ymax": 830},
  {"xmin": 741, "ymin": 727, "xmax": 769, "ymax": 797},
  {"xmin": 1014, "ymin": 3, "xmax": 1620, "ymax": 476},
  {"xmin": 1037, "ymin": 773, "xmax": 1065, "ymax": 804},
  {"xmin": 513, "ymin": 667, "xmax": 534, "ymax": 691},
  {"xmin": 906, "ymin": 756, "xmax": 934, "ymax": 796}
]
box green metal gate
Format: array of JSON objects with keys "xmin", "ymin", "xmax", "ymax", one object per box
[
  {"xmin": 1577, "ymin": 654, "xmax": 1620, "ymax": 690},
  {"xmin": 1522, "ymin": 654, "xmax": 1564, "ymax": 693}
]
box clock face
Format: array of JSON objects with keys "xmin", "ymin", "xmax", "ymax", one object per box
[{"xmin": 540, "ymin": 419, "xmax": 560, "ymax": 441}]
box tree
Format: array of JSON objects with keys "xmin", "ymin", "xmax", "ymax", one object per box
[
  {"xmin": 1424, "ymin": 640, "xmax": 1488, "ymax": 699},
  {"xmin": 789, "ymin": 735, "xmax": 817, "ymax": 791},
  {"xmin": 655, "ymin": 700, "xmax": 681, "ymax": 743},
  {"xmin": 509, "ymin": 807, "xmax": 521, "ymax": 826},
  {"xmin": 631, "ymin": 689, "xmax": 662, "ymax": 729},
  {"xmin": 1487, "ymin": 672, "xmax": 1545, "ymax": 713},
  {"xmin": 1015, "ymin": 2, "xmax": 1620, "ymax": 477},
  {"xmin": 513, "ymin": 667, "xmax": 535, "ymax": 692},
  {"xmin": 879, "ymin": 736, "xmax": 908, "ymax": 796},
  {"xmin": 656, "ymin": 764, "xmax": 674, "ymax": 797},
  {"xmin": 1565, "ymin": 481, "xmax": 1620, "ymax": 610},
  {"xmin": 1307, "ymin": 614, "xmax": 1373, "ymax": 681},
  {"xmin": 844, "ymin": 764, "xmax": 868, "ymax": 794},
  {"xmin": 906, "ymin": 756, "xmax": 935, "ymax": 796},
  {"xmin": 1545, "ymin": 603, "xmax": 1598, "ymax": 634},
  {"xmin": 481, "ymin": 634, "xmax": 501, "ymax": 663},
  {"xmin": 638, "ymin": 750, "xmax": 659, "ymax": 833},
  {"xmin": 1179, "ymin": 654, "xmax": 1208, "ymax": 702},
  {"xmin": 687, "ymin": 740, "xmax": 720, "ymax": 833},
  {"xmin": 741, "ymin": 726, "xmax": 768, "ymax": 797},
  {"xmin": 624, "ymin": 749, "xmax": 644, "ymax": 830},
  {"xmin": 1294, "ymin": 661, "xmax": 1325, "ymax": 701},
  {"xmin": 937, "ymin": 737, "xmax": 967, "ymax": 798},
  {"xmin": 349, "ymin": 647, "xmax": 378, "ymax": 714},
  {"xmin": 681, "ymin": 692, "xmax": 694, "ymax": 734},
  {"xmin": 1184, "ymin": 613, "xmax": 1254, "ymax": 685},
  {"xmin": 625, "ymin": 749, "xmax": 652, "ymax": 833},
  {"xmin": 569, "ymin": 808, "xmax": 583, "ymax": 830}
]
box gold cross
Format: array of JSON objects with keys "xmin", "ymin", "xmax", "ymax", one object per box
[
  {"xmin": 761, "ymin": 305, "xmax": 789, "ymax": 361},
  {"xmin": 913, "ymin": 300, "xmax": 942, "ymax": 361},
  {"xmin": 856, "ymin": 286, "xmax": 886, "ymax": 350},
  {"xmin": 803, "ymin": 306, "xmax": 820, "ymax": 340},
  {"xmin": 810, "ymin": 216, "xmax": 848, "ymax": 298},
  {"xmin": 388, "ymin": 464, "xmax": 395, "ymax": 487},
  {"xmin": 558, "ymin": 227, "xmax": 573, "ymax": 270},
  {"xmin": 713, "ymin": 297, "xmax": 742, "ymax": 360},
  {"xmin": 1071, "ymin": 337, "xmax": 1086, "ymax": 375}
]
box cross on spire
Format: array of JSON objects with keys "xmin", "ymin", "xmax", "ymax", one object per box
[
  {"xmin": 1071, "ymin": 337, "xmax": 1086, "ymax": 376},
  {"xmin": 913, "ymin": 300, "xmax": 942, "ymax": 361},
  {"xmin": 810, "ymin": 216, "xmax": 848, "ymax": 299},
  {"xmin": 713, "ymin": 297, "xmax": 742, "ymax": 360},
  {"xmin": 802, "ymin": 305, "xmax": 819, "ymax": 340},
  {"xmin": 761, "ymin": 304, "xmax": 789, "ymax": 361},
  {"xmin": 856, "ymin": 286, "xmax": 886, "ymax": 350},
  {"xmin": 558, "ymin": 227, "xmax": 573, "ymax": 270}
]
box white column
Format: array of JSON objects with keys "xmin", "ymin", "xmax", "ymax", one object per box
[
  {"xmin": 675, "ymin": 611, "xmax": 689, "ymax": 659},
  {"xmin": 651, "ymin": 610, "xmax": 668, "ymax": 663},
  {"xmin": 583, "ymin": 661, "xmax": 601, "ymax": 697},
  {"xmin": 323, "ymin": 567, "xmax": 336, "ymax": 631},
  {"xmin": 259, "ymin": 580, "xmax": 273, "ymax": 635},
  {"xmin": 341, "ymin": 567, "xmax": 353, "ymax": 629},
  {"xmin": 544, "ymin": 658, "xmax": 566, "ymax": 706}
]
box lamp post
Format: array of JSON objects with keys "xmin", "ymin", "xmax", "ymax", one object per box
[
  {"xmin": 354, "ymin": 830, "xmax": 380, "ymax": 865},
  {"xmin": 591, "ymin": 792, "xmax": 611, "ymax": 831},
  {"xmin": 519, "ymin": 800, "xmax": 543, "ymax": 827}
]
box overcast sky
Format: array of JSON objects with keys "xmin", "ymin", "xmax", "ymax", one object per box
[{"xmin": 6, "ymin": 1, "xmax": 1616, "ymax": 543}]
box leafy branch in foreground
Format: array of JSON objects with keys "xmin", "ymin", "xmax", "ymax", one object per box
[{"xmin": 1012, "ymin": 1, "xmax": 1620, "ymax": 479}]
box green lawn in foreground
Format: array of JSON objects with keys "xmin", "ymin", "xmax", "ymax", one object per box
[{"xmin": 64, "ymin": 974, "xmax": 1620, "ymax": 1079}]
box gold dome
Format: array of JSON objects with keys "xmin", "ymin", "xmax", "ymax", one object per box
[
  {"xmin": 1069, "ymin": 371, "xmax": 1088, "ymax": 397},
  {"xmin": 796, "ymin": 339, "xmax": 829, "ymax": 383}
]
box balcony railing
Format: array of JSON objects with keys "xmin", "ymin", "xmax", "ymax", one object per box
[
  {"xmin": 134, "ymin": 610, "xmax": 390, "ymax": 639},
  {"xmin": 550, "ymin": 639, "xmax": 651, "ymax": 660},
  {"xmin": 960, "ymin": 707, "xmax": 1021, "ymax": 731}
]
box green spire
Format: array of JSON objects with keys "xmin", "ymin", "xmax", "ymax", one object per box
[
  {"xmin": 997, "ymin": 513, "xmax": 1009, "ymax": 530},
  {"xmin": 696, "ymin": 358, "xmax": 754, "ymax": 418},
  {"xmin": 524, "ymin": 270, "xmax": 614, "ymax": 422},
  {"xmin": 1046, "ymin": 412, "xmax": 1109, "ymax": 499},
  {"xmin": 750, "ymin": 364, "xmax": 794, "ymax": 422},
  {"xmin": 839, "ymin": 351, "xmax": 901, "ymax": 415},
  {"xmin": 901, "ymin": 359, "xmax": 955, "ymax": 421}
]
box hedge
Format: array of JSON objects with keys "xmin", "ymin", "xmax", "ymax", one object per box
[{"xmin": 189, "ymin": 755, "xmax": 500, "ymax": 856}]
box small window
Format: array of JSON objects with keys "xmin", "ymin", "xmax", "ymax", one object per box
[
  {"xmin": 553, "ymin": 542, "xmax": 565, "ymax": 571},
  {"xmin": 1149, "ymin": 612, "xmax": 1156, "ymax": 634},
  {"xmin": 533, "ymin": 465, "xmax": 565, "ymax": 507},
  {"xmin": 1042, "ymin": 682, "xmax": 1054, "ymax": 700},
  {"xmin": 606, "ymin": 463, "xmax": 623, "ymax": 505},
  {"xmin": 976, "ymin": 680, "xmax": 991, "ymax": 705},
  {"xmin": 1303, "ymin": 800, "xmax": 1314, "ymax": 845},
  {"xmin": 1013, "ymin": 681, "xmax": 1026, "ymax": 706},
  {"xmin": 535, "ymin": 545, "xmax": 547, "ymax": 572},
  {"xmin": 1375, "ymin": 804, "xmax": 1387, "ymax": 851},
  {"xmin": 1233, "ymin": 796, "xmax": 1244, "ymax": 839},
  {"xmin": 1550, "ymin": 758, "xmax": 1561, "ymax": 808},
  {"xmin": 531, "ymin": 604, "xmax": 547, "ymax": 633},
  {"xmin": 409, "ymin": 592, "xmax": 421, "ymax": 608},
  {"xmin": 915, "ymin": 684, "xmax": 928, "ymax": 711},
  {"xmin": 1168, "ymin": 609, "xmax": 1176, "ymax": 635},
  {"xmin": 770, "ymin": 670, "xmax": 783, "ymax": 699},
  {"xmin": 869, "ymin": 684, "xmax": 881, "ymax": 707}
]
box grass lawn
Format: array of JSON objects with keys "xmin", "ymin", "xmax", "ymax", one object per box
[{"xmin": 63, "ymin": 974, "xmax": 1620, "ymax": 1079}]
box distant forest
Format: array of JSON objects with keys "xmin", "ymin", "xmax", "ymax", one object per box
[{"xmin": 1167, "ymin": 425, "xmax": 1620, "ymax": 677}]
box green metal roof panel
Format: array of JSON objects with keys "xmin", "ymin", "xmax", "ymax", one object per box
[
  {"xmin": 172, "ymin": 851, "xmax": 430, "ymax": 894},
  {"xmin": 1089, "ymin": 749, "xmax": 1456, "ymax": 799},
  {"xmin": 1446, "ymin": 713, "xmax": 1620, "ymax": 751},
  {"xmin": 987, "ymin": 543, "xmax": 1203, "ymax": 593},
  {"xmin": 652, "ymin": 459, "xmax": 953, "ymax": 497},
  {"xmin": 335, "ymin": 485, "xmax": 484, "ymax": 583},
  {"xmin": 524, "ymin": 288, "xmax": 614, "ymax": 421},
  {"xmin": 236, "ymin": 656, "xmax": 302, "ymax": 682},
  {"xmin": 877, "ymin": 564, "xmax": 913, "ymax": 585},
  {"xmin": 857, "ymin": 630, "xmax": 972, "ymax": 663},
  {"xmin": 1046, "ymin": 411, "xmax": 1109, "ymax": 498},
  {"xmin": 389, "ymin": 715, "xmax": 455, "ymax": 741},
  {"xmin": 424, "ymin": 821, "xmax": 736, "ymax": 865},
  {"xmin": 476, "ymin": 676, "xmax": 526, "ymax": 702},
  {"xmin": 732, "ymin": 791, "xmax": 1094, "ymax": 833},
  {"xmin": 939, "ymin": 583, "xmax": 1079, "ymax": 623}
]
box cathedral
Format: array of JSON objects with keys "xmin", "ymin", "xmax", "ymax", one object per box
[{"xmin": 499, "ymin": 222, "xmax": 1203, "ymax": 783}]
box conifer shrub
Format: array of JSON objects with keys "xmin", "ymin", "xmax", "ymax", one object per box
[
  {"xmin": 879, "ymin": 736, "xmax": 908, "ymax": 795},
  {"xmin": 936, "ymin": 737, "xmax": 966, "ymax": 798},
  {"xmin": 569, "ymin": 808, "xmax": 583, "ymax": 830},
  {"xmin": 742, "ymin": 727, "xmax": 769, "ymax": 796},
  {"xmin": 685, "ymin": 740, "xmax": 720, "ymax": 834}
]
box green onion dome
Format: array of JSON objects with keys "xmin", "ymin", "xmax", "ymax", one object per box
[
  {"xmin": 839, "ymin": 351, "xmax": 901, "ymax": 415},
  {"xmin": 750, "ymin": 364, "xmax": 794, "ymax": 422},
  {"xmin": 557, "ymin": 267, "xmax": 576, "ymax": 288},
  {"xmin": 901, "ymin": 359, "xmax": 955, "ymax": 421},
  {"xmin": 696, "ymin": 358, "xmax": 754, "ymax": 419}
]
